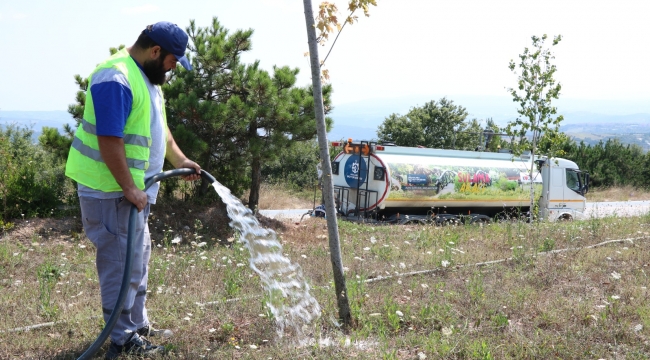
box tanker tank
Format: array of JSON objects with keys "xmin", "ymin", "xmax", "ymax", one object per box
[{"xmin": 328, "ymin": 140, "xmax": 588, "ymax": 224}]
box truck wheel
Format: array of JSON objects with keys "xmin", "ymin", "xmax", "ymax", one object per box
[{"xmin": 470, "ymin": 216, "xmax": 491, "ymax": 225}]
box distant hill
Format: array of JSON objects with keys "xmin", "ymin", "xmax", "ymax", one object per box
[
  {"xmin": 3, "ymin": 97, "xmax": 650, "ymax": 151},
  {"xmin": 0, "ymin": 110, "xmax": 75, "ymax": 139}
]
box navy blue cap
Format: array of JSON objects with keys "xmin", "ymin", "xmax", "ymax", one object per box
[{"xmin": 144, "ymin": 21, "xmax": 192, "ymax": 70}]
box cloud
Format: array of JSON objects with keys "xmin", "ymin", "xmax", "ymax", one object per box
[
  {"xmin": 121, "ymin": 4, "xmax": 160, "ymax": 15},
  {"xmin": 11, "ymin": 12, "xmax": 27, "ymax": 20}
]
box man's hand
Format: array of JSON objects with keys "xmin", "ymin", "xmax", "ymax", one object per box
[
  {"xmin": 176, "ymin": 159, "xmax": 201, "ymax": 181},
  {"xmin": 98, "ymin": 135, "xmax": 148, "ymax": 212},
  {"xmin": 124, "ymin": 186, "xmax": 148, "ymax": 212},
  {"xmin": 165, "ymin": 127, "xmax": 202, "ymax": 182}
]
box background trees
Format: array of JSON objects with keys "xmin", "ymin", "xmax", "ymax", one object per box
[{"xmin": 377, "ymin": 97, "xmax": 485, "ymax": 150}]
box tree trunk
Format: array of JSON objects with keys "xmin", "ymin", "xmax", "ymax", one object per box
[
  {"xmin": 249, "ymin": 156, "xmax": 261, "ymax": 212},
  {"xmin": 302, "ymin": 0, "xmax": 352, "ymax": 327},
  {"xmin": 529, "ymin": 127, "xmax": 537, "ymax": 223}
]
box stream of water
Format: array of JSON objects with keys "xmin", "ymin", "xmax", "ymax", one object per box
[{"xmin": 211, "ymin": 182, "xmax": 321, "ymax": 341}]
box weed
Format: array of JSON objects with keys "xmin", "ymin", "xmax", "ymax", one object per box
[
  {"xmin": 490, "ymin": 312, "xmax": 508, "ymax": 329},
  {"xmin": 221, "ymin": 321, "xmax": 235, "ymax": 335},
  {"xmin": 511, "ymin": 244, "xmax": 526, "ymax": 264},
  {"xmin": 194, "ymin": 218, "xmax": 203, "ymax": 232},
  {"xmin": 539, "ymin": 237, "xmax": 555, "ymax": 252},
  {"xmin": 467, "ymin": 272, "xmax": 485, "ymax": 305},
  {"xmin": 37, "ymin": 261, "xmax": 62, "ymax": 320},
  {"xmin": 471, "ymin": 340, "xmax": 494, "ymax": 360},
  {"xmin": 347, "ymin": 275, "xmax": 366, "ymax": 319},
  {"xmin": 223, "ymin": 265, "xmax": 243, "ymax": 298},
  {"xmin": 384, "ymin": 298, "xmax": 402, "ymax": 332},
  {"xmin": 382, "ymin": 348, "xmax": 398, "ymax": 360},
  {"xmin": 0, "ymin": 219, "xmax": 14, "ymax": 232}
]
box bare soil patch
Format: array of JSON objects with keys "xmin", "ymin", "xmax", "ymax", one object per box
[{"xmin": 589, "ymin": 185, "xmax": 650, "ymax": 202}]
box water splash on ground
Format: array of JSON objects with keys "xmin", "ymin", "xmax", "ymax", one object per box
[{"xmin": 212, "ymin": 182, "xmax": 321, "ymax": 341}]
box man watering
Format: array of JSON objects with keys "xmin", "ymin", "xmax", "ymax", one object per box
[{"xmin": 65, "ymin": 21, "xmax": 200, "ymax": 359}]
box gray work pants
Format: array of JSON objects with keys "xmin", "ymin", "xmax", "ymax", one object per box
[{"xmin": 80, "ymin": 196, "xmax": 152, "ymax": 345}]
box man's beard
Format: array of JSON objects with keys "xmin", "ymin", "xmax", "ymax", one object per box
[{"xmin": 142, "ymin": 56, "xmax": 169, "ymax": 85}]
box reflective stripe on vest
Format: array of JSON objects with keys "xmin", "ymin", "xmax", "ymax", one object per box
[
  {"xmin": 80, "ymin": 119, "xmax": 152, "ymax": 147},
  {"xmin": 71, "ymin": 137, "xmax": 149, "ymax": 170}
]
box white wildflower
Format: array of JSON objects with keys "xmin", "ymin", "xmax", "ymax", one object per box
[
  {"xmin": 441, "ymin": 260, "xmax": 450, "ymax": 268},
  {"xmin": 399, "ymin": 262, "xmax": 406, "ymax": 269},
  {"xmin": 442, "ymin": 327, "xmax": 453, "ymax": 336},
  {"xmin": 611, "ymin": 271, "xmax": 621, "ymax": 280},
  {"xmin": 634, "ymin": 324, "xmax": 643, "ymax": 332},
  {"xmin": 370, "ymin": 236, "xmax": 377, "ymax": 244},
  {"xmin": 171, "ymin": 236, "xmax": 181, "ymax": 244},
  {"xmin": 396, "ymin": 310, "xmax": 403, "ymax": 317},
  {"xmin": 197, "ymin": 242, "xmax": 207, "ymax": 247}
]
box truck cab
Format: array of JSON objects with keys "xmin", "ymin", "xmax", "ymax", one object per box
[{"xmin": 538, "ymin": 157, "xmax": 589, "ymax": 221}]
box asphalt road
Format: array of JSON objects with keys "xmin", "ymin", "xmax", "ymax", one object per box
[
  {"xmin": 585, "ymin": 200, "xmax": 650, "ymax": 219},
  {"xmin": 259, "ymin": 209, "xmax": 312, "ymax": 222},
  {"xmin": 260, "ymin": 201, "xmax": 650, "ymax": 222}
]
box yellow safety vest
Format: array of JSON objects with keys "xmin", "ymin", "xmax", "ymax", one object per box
[{"xmin": 65, "ymin": 48, "xmax": 156, "ymax": 191}]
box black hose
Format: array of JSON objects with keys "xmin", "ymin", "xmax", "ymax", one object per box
[{"xmin": 78, "ymin": 168, "xmax": 215, "ymax": 360}]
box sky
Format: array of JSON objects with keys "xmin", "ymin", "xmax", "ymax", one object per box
[{"xmin": 1, "ymin": 0, "xmax": 650, "ymax": 115}]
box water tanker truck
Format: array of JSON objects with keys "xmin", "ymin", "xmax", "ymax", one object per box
[{"xmin": 327, "ymin": 139, "xmax": 589, "ymax": 224}]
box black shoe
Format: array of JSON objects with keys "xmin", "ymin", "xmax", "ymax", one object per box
[
  {"xmin": 137, "ymin": 325, "xmax": 171, "ymax": 338},
  {"xmin": 105, "ymin": 333, "xmax": 165, "ymax": 359}
]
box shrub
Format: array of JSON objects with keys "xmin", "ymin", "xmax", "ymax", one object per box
[
  {"xmin": 261, "ymin": 140, "xmax": 321, "ymax": 190},
  {"xmin": 0, "ymin": 124, "xmax": 70, "ymax": 220}
]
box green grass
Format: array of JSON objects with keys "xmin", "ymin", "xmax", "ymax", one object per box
[{"xmin": 1, "ymin": 211, "xmax": 650, "ymax": 358}]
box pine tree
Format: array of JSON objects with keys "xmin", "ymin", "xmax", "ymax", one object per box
[{"xmin": 164, "ymin": 18, "xmax": 332, "ymax": 208}]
